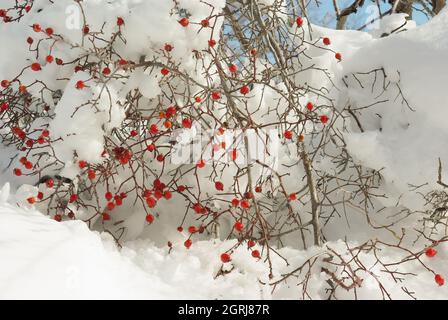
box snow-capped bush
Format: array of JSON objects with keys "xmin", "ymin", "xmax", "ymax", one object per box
[{"xmin": 1, "ymin": 0, "xmax": 448, "ymax": 299}]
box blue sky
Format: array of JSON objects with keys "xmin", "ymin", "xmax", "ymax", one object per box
[{"xmin": 309, "ymin": 0, "xmax": 428, "ymax": 30}]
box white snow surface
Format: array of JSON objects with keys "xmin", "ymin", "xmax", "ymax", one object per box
[
  {"xmin": 1, "ymin": 184, "xmax": 447, "ymax": 300},
  {"xmin": 1, "ymin": 2, "xmax": 448, "ymax": 299}
]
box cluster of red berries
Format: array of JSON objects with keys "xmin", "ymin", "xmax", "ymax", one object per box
[
  {"xmin": 77, "ymin": 160, "xmax": 96, "ymax": 181},
  {"xmin": 142, "ymin": 178, "xmax": 173, "ymax": 210},
  {"xmin": 113, "ymin": 146, "xmax": 132, "ymax": 165},
  {"xmin": 179, "ymin": 224, "xmax": 207, "ymax": 249},
  {"xmin": 101, "ymin": 191, "xmax": 127, "ymax": 220},
  {"xmin": 18, "ymin": 156, "xmax": 33, "ymax": 170},
  {"xmin": 230, "ymin": 192, "xmax": 253, "ymax": 209},
  {"xmin": 424, "ymin": 247, "xmax": 445, "ymax": 286},
  {"xmin": 220, "ymin": 240, "xmax": 261, "ymax": 263}
]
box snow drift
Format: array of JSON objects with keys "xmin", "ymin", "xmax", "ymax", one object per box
[{"xmin": 0, "ymin": 1, "xmax": 448, "ymax": 299}]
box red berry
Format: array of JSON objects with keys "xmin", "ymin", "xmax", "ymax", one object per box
[
  {"xmin": 118, "ymin": 59, "xmax": 128, "ymax": 66},
  {"xmin": 46, "ymin": 179, "xmax": 54, "ymax": 188},
  {"xmin": 320, "ymin": 115, "xmax": 329, "ymax": 124},
  {"xmin": 45, "ymin": 28, "xmax": 54, "ymax": 36},
  {"xmin": 201, "ymin": 19, "xmax": 210, "ymax": 28},
  {"xmin": 231, "ymin": 198, "xmax": 240, "ymax": 207},
  {"xmin": 195, "ymin": 96, "xmax": 202, "ymax": 103},
  {"xmin": 208, "ymin": 39, "xmax": 216, "ymax": 47},
  {"xmin": 425, "ymin": 248, "xmax": 437, "ymax": 258},
  {"xmin": 306, "ymin": 102, "xmax": 314, "ymax": 111},
  {"xmin": 1, "ymin": 80, "xmax": 10, "ymax": 88},
  {"xmin": 102, "ymin": 67, "xmax": 111, "ymax": 76},
  {"xmin": 149, "ymin": 124, "xmax": 159, "ymax": 134},
  {"xmin": 193, "ymin": 203, "xmax": 206, "ymax": 214},
  {"xmin": 27, "ymin": 37, "xmax": 34, "ymax": 45},
  {"xmin": 105, "ymin": 192, "xmax": 113, "ymax": 201},
  {"xmin": 220, "ymin": 253, "xmax": 231, "ymax": 263},
  {"xmin": 33, "ymin": 24, "xmax": 41, "ymax": 32},
  {"xmin": 24, "ymin": 161, "xmax": 33, "ymax": 169},
  {"xmin": 252, "ymin": 250, "xmax": 261, "ymax": 258},
  {"xmin": 250, "ymin": 48, "xmax": 257, "ymax": 56},
  {"xmin": 115, "ymin": 195, "xmax": 123, "ymax": 206},
  {"xmin": 188, "ymin": 226, "xmax": 197, "ymax": 234},
  {"xmin": 1, "ymin": 102, "xmax": 9, "ymax": 112},
  {"xmin": 146, "ymin": 214, "xmax": 155, "ymax": 224},
  {"xmin": 240, "ymin": 200, "xmax": 250, "ymax": 209},
  {"xmin": 83, "ymin": 25, "xmax": 90, "ymax": 34},
  {"xmin": 211, "ymin": 91, "xmax": 221, "ymax": 100},
  {"xmin": 31, "ymin": 62, "xmax": 41, "ymax": 71},
  {"xmin": 147, "ymin": 144, "xmax": 156, "ymax": 152},
  {"xmin": 230, "ymin": 149, "xmax": 237, "ymax": 161},
  {"xmin": 166, "ymin": 106, "xmax": 177, "ymax": 117},
  {"xmin": 161, "ymin": 68, "xmax": 169, "ymax": 76},
  {"xmin": 54, "ymin": 214, "xmax": 62, "ymax": 222},
  {"xmin": 76, "ymin": 80, "xmax": 85, "ymax": 90},
  {"xmin": 56, "ymin": 58, "xmax": 63, "ymax": 65},
  {"xmin": 215, "ymin": 181, "xmax": 224, "ymax": 191},
  {"xmin": 13, "ymin": 168, "xmax": 22, "ymax": 176},
  {"xmin": 435, "ymin": 274, "xmax": 445, "ymax": 286},
  {"xmin": 177, "ymin": 185, "xmax": 186, "ymax": 192},
  {"xmin": 229, "ymin": 64, "xmax": 238, "ymax": 73},
  {"xmin": 164, "ymin": 43, "xmax": 173, "ymax": 52},
  {"xmin": 87, "ymin": 169, "xmax": 96, "ymax": 180},
  {"xmin": 248, "ymin": 240, "xmax": 256, "ymax": 248},
  {"xmin": 184, "ymin": 239, "xmax": 192, "ymax": 249},
  {"xmin": 182, "ymin": 118, "xmax": 192, "ymax": 129},
  {"xmin": 19, "ymin": 85, "xmax": 27, "ymax": 94},
  {"xmin": 27, "ymin": 197, "xmax": 36, "ymax": 204},
  {"xmin": 197, "ymin": 159, "xmax": 206, "ymax": 168},
  {"xmin": 130, "ymin": 129, "xmax": 138, "ymax": 137},
  {"xmin": 335, "ymin": 52, "xmax": 342, "ymax": 61},
  {"xmin": 255, "ymin": 186, "xmax": 262, "ymax": 193},
  {"xmin": 296, "ymin": 17, "xmax": 303, "ymax": 27},
  {"xmin": 37, "ymin": 192, "xmax": 44, "ymax": 200},
  {"xmin": 46, "ymin": 55, "xmax": 54, "ymax": 63},
  {"xmin": 240, "ymin": 85, "xmax": 250, "ymax": 95},
  {"xmin": 41, "ymin": 129, "xmax": 50, "ymax": 137},
  {"xmin": 179, "ymin": 18, "xmax": 189, "ymax": 27},
  {"xmin": 164, "ymin": 191, "xmax": 172, "ymax": 200},
  {"xmin": 284, "ymin": 130, "xmax": 293, "ymax": 139},
  {"xmin": 146, "ymin": 197, "xmax": 156, "ymax": 208},
  {"xmin": 78, "ymin": 160, "xmax": 87, "ymax": 169},
  {"xmin": 234, "ymin": 221, "xmax": 244, "ymax": 232},
  {"xmin": 244, "ymin": 191, "xmax": 254, "ymax": 199},
  {"xmin": 177, "ymin": 226, "xmax": 183, "ymax": 232},
  {"xmin": 156, "ymin": 154, "xmax": 165, "ymax": 162},
  {"xmin": 69, "ymin": 194, "xmax": 78, "ymax": 203},
  {"xmin": 322, "ymin": 37, "xmax": 331, "ymax": 45},
  {"xmin": 288, "ymin": 193, "xmax": 297, "ymax": 201},
  {"xmin": 102, "ymin": 212, "xmax": 110, "ymax": 221},
  {"xmin": 117, "ymin": 17, "xmax": 124, "ymax": 26},
  {"xmin": 107, "ymin": 202, "xmax": 115, "ymax": 211}
]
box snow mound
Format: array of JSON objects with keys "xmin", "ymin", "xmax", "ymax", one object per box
[
  {"xmin": 340, "ymin": 9, "xmax": 448, "ymax": 210},
  {"xmin": 1, "ymin": 200, "xmax": 447, "ymax": 300}
]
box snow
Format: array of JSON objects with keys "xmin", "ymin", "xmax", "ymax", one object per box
[
  {"xmin": 0, "ymin": 195, "xmax": 448, "ymax": 299},
  {"xmin": 1, "ymin": 0, "xmax": 448, "ymax": 299},
  {"xmin": 339, "ymin": 9, "xmax": 448, "ymax": 210},
  {"xmin": 0, "ymin": 182, "xmax": 447, "ymax": 300}
]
